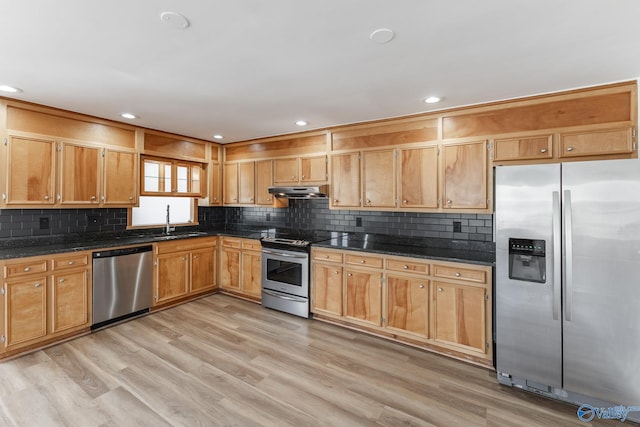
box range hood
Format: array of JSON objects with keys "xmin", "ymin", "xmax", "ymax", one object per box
[{"xmin": 268, "ymin": 185, "xmax": 329, "ymax": 199}]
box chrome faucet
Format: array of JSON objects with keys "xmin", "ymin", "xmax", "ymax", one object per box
[{"xmin": 165, "ymin": 204, "xmax": 171, "ymax": 234}]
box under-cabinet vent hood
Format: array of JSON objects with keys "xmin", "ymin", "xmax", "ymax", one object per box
[{"xmin": 268, "ymin": 185, "xmax": 329, "ymax": 199}]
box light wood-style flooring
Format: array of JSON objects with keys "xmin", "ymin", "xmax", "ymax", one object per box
[{"xmin": 0, "ymin": 295, "xmax": 622, "ymax": 426}]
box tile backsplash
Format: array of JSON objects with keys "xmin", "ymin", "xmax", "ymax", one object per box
[{"xmin": 0, "ymin": 199, "xmax": 492, "ymax": 242}]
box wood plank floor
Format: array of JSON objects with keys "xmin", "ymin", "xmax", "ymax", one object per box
[{"xmin": 0, "ymin": 295, "xmax": 622, "ymax": 426}]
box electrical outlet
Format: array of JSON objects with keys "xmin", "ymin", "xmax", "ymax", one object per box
[
  {"xmin": 453, "ymin": 221, "xmax": 462, "ymax": 232},
  {"xmin": 356, "ymin": 217, "xmax": 362, "ymax": 227},
  {"xmin": 39, "ymin": 217, "xmax": 49, "ymax": 229},
  {"xmin": 266, "ymin": 213, "xmax": 271, "ymax": 221}
]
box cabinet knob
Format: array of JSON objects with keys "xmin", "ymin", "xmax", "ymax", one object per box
[
  {"xmin": 438, "ymin": 287, "xmax": 443, "ymax": 292},
  {"xmin": 419, "ymin": 284, "xmax": 425, "ymax": 289},
  {"xmin": 267, "ymin": 197, "xmax": 271, "ymax": 201},
  {"xmin": 403, "ymin": 265, "xmax": 408, "ymax": 269},
  {"xmin": 129, "ymin": 196, "xmax": 134, "ymax": 200},
  {"xmin": 59, "ymin": 278, "xmax": 65, "ymax": 283},
  {"xmin": 366, "ymin": 199, "xmax": 371, "ymax": 205},
  {"xmin": 194, "ymin": 255, "xmax": 198, "ymax": 260},
  {"xmin": 566, "ymin": 146, "xmax": 574, "ymax": 152},
  {"xmin": 402, "ymin": 199, "xmax": 408, "ymax": 204},
  {"xmin": 35, "ymin": 283, "xmax": 41, "ymax": 288},
  {"xmin": 334, "ymin": 270, "xmax": 339, "ymax": 275},
  {"xmin": 347, "ymin": 273, "xmax": 352, "ymax": 277},
  {"xmin": 68, "ymin": 261, "xmax": 74, "ymax": 265},
  {"xmin": 334, "ymin": 199, "xmax": 339, "ymax": 203},
  {"xmin": 291, "ymin": 175, "xmax": 295, "ymax": 180},
  {"xmin": 301, "ymin": 175, "xmax": 305, "ymax": 179},
  {"xmin": 182, "ymin": 257, "xmax": 187, "ymax": 261},
  {"xmin": 250, "ymin": 198, "xmax": 254, "ymax": 202},
  {"xmin": 360, "ymin": 260, "xmax": 366, "ymax": 264},
  {"xmin": 44, "ymin": 195, "xmax": 50, "ymax": 201},
  {"xmin": 324, "ymin": 255, "xmax": 329, "ymax": 259},
  {"xmin": 24, "ymin": 267, "xmax": 30, "ymax": 272},
  {"xmin": 91, "ymin": 195, "xmax": 97, "ymax": 201},
  {"xmin": 540, "ymin": 148, "xmax": 548, "ymax": 153},
  {"xmin": 455, "ymin": 272, "xmax": 461, "ymax": 277},
  {"xmin": 446, "ymin": 199, "xmax": 452, "ymax": 205}
]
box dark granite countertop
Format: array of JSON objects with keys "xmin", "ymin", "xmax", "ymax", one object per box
[
  {"xmin": 312, "ymin": 233, "xmax": 495, "ymax": 266},
  {"xmin": 0, "ymin": 228, "xmax": 495, "ymax": 266},
  {"xmin": 0, "ymin": 226, "xmax": 267, "ymax": 260}
]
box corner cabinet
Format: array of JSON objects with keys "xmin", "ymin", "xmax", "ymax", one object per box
[
  {"xmin": 0, "ymin": 252, "xmax": 91, "ymax": 358},
  {"xmin": 153, "ymin": 237, "xmax": 217, "ymax": 308},
  {"xmin": 310, "ymin": 247, "xmax": 493, "ymax": 367}
]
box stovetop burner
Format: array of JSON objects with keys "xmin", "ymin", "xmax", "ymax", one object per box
[
  {"xmin": 260, "ymin": 229, "xmax": 350, "ymax": 251},
  {"xmin": 261, "ymin": 236, "xmax": 310, "ymax": 247}
]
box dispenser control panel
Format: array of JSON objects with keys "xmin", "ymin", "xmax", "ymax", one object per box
[{"xmin": 508, "ymin": 238, "xmax": 546, "ymax": 283}]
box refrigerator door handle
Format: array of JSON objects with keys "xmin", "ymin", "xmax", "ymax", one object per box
[
  {"xmin": 564, "ymin": 189, "xmax": 573, "ymax": 321},
  {"xmin": 552, "ymin": 191, "xmax": 561, "ymax": 320}
]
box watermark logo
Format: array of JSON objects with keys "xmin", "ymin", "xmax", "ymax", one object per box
[{"xmin": 577, "ymin": 403, "xmax": 640, "ymax": 423}]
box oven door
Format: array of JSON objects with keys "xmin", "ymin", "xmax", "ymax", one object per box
[{"xmin": 261, "ymin": 248, "xmax": 309, "ymax": 298}]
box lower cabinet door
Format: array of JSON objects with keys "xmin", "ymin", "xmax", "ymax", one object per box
[
  {"xmin": 4, "ymin": 277, "xmax": 48, "ymax": 350},
  {"xmin": 433, "ymin": 281, "xmax": 486, "ymax": 353},
  {"xmin": 312, "ymin": 263, "xmax": 343, "ymax": 316},
  {"xmin": 51, "ymin": 270, "xmax": 89, "ymax": 334},
  {"xmin": 386, "ymin": 274, "xmax": 429, "ymax": 338},
  {"xmin": 344, "ymin": 268, "xmax": 382, "ymax": 326},
  {"xmin": 191, "ymin": 247, "xmax": 216, "ymax": 293},
  {"xmin": 241, "ymin": 251, "xmax": 262, "ymax": 298},
  {"xmin": 220, "ymin": 248, "xmax": 241, "ymax": 291},
  {"xmin": 156, "ymin": 252, "xmax": 190, "ymax": 304}
]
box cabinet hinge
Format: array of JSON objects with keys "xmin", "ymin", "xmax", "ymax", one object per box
[
  {"xmin": 633, "ymin": 141, "xmax": 637, "ymax": 151},
  {"xmin": 3, "ymin": 137, "xmax": 7, "ymax": 146},
  {"xmin": 1, "ymin": 287, "xmax": 4, "ymax": 296},
  {"xmin": 437, "ymin": 147, "xmax": 440, "ymax": 155},
  {"xmin": 485, "ymin": 293, "xmax": 489, "ymax": 301},
  {"xmin": 487, "ymin": 142, "xmax": 494, "ymax": 160},
  {"xmin": 632, "ymin": 127, "xmax": 637, "ymax": 138},
  {"xmin": 381, "ymin": 317, "xmax": 386, "ymax": 325},
  {"xmin": 1, "ymin": 193, "xmax": 6, "ymax": 201},
  {"xmin": 154, "ymin": 293, "xmax": 158, "ymax": 301},
  {"xmin": 486, "ymin": 341, "xmax": 490, "ymax": 350},
  {"xmin": 101, "ymin": 148, "xmax": 105, "ymax": 157},
  {"xmin": 57, "ymin": 143, "xmax": 62, "ymax": 152},
  {"xmin": 1, "ymin": 336, "xmax": 5, "ymax": 344}
]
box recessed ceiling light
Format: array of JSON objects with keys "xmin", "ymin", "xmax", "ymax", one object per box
[
  {"xmin": 213, "ymin": 134, "xmax": 224, "ymax": 140},
  {"xmin": 369, "ymin": 28, "xmax": 395, "ymax": 44},
  {"xmin": 121, "ymin": 113, "xmax": 137, "ymax": 119},
  {"xmin": 295, "ymin": 120, "xmax": 308, "ymax": 126},
  {"xmin": 0, "ymin": 85, "xmax": 23, "ymax": 93},
  {"xmin": 160, "ymin": 11, "xmax": 190, "ymax": 30},
  {"xmin": 424, "ymin": 96, "xmax": 441, "ymax": 104}
]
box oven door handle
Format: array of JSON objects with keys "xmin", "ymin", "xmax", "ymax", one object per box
[
  {"xmin": 262, "ymin": 289, "xmax": 307, "ymax": 302},
  {"xmin": 262, "ymin": 249, "xmax": 308, "ymax": 259}
]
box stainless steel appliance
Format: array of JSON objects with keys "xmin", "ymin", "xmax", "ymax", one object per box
[
  {"xmin": 268, "ymin": 185, "xmax": 328, "ymax": 199},
  {"xmin": 261, "ymin": 230, "xmax": 348, "ymax": 318},
  {"xmin": 92, "ymin": 245, "xmax": 153, "ymax": 329},
  {"xmin": 495, "ymin": 159, "xmax": 640, "ymax": 422}
]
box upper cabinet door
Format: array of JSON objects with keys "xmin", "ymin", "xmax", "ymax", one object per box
[
  {"xmin": 255, "ymin": 160, "xmax": 274, "ymax": 205},
  {"xmin": 238, "ymin": 161, "xmax": 255, "ymax": 204},
  {"xmin": 362, "ymin": 149, "xmax": 396, "ymax": 208},
  {"xmin": 223, "ymin": 163, "xmax": 239, "ymax": 204},
  {"xmin": 5, "ymin": 135, "xmax": 57, "ymax": 206},
  {"xmin": 209, "ymin": 162, "xmax": 222, "ymax": 205},
  {"xmin": 59, "ymin": 142, "xmax": 101, "ymax": 205},
  {"xmin": 442, "ymin": 141, "xmax": 487, "ymax": 209},
  {"xmin": 399, "ymin": 146, "xmax": 439, "ymax": 208},
  {"xmin": 103, "ymin": 149, "xmax": 137, "ymax": 205},
  {"xmin": 331, "ymin": 152, "xmax": 361, "ymax": 207},
  {"xmin": 300, "ymin": 156, "xmax": 327, "ymax": 183},
  {"xmin": 273, "ymin": 158, "xmax": 299, "ymax": 185}
]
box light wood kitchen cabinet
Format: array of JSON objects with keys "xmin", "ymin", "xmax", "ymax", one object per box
[
  {"xmin": 274, "ymin": 156, "xmax": 327, "ymax": 185},
  {"xmin": 255, "ymin": 160, "xmax": 275, "ymax": 205},
  {"xmin": 59, "ymin": 142, "xmax": 101, "ymax": 205},
  {"xmin": 4, "ymin": 135, "xmax": 57, "ymax": 206},
  {"xmin": 103, "ymin": 149, "xmax": 137, "ymax": 206},
  {"xmin": 559, "ymin": 127, "xmax": 633, "ymax": 158},
  {"xmin": 386, "ymin": 274, "xmax": 429, "ymax": 339},
  {"xmin": 223, "ymin": 162, "xmax": 255, "ymax": 205},
  {"xmin": 1, "ymin": 252, "xmax": 91, "ymax": 356},
  {"xmin": 399, "ymin": 146, "xmax": 439, "ymax": 208},
  {"xmin": 154, "ymin": 237, "xmax": 218, "ymax": 307},
  {"xmin": 432, "ymin": 281, "xmax": 486, "ymax": 354},
  {"xmin": 330, "ymin": 152, "xmax": 361, "ymax": 207},
  {"xmin": 312, "ymin": 261, "xmax": 343, "ymax": 317},
  {"xmin": 344, "ymin": 268, "xmax": 383, "ymax": 327},
  {"xmin": 219, "ymin": 237, "xmax": 262, "ymax": 301},
  {"xmin": 209, "ymin": 161, "xmax": 222, "ymax": 205},
  {"xmin": 141, "ymin": 156, "xmax": 204, "ymax": 197},
  {"xmin": 442, "ymin": 140, "xmax": 488, "ymax": 210},
  {"xmin": 493, "ymin": 134, "xmax": 553, "ymax": 162},
  {"xmin": 362, "ymin": 149, "xmax": 396, "ymax": 208},
  {"xmin": 310, "ymin": 247, "xmax": 493, "ymax": 366}
]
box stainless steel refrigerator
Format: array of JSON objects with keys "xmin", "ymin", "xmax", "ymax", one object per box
[{"xmin": 495, "ymin": 158, "xmax": 640, "ymax": 422}]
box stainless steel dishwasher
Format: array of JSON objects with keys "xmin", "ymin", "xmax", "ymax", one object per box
[{"xmin": 92, "ymin": 245, "xmax": 153, "ymax": 329}]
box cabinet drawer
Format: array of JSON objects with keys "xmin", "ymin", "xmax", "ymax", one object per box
[
  {"xmin": 313, "ymin": 250, "xmax": 343, "ymax": 263},
  {"xmin": 4, "ymin": 259, "xmax": 48, "ymax": 278},
  {"xmin": 52, "ymin": 253, "xmax": 89, "ymax": 271},
  {"xmin": 241, "ymin": 240, "xmax": 261, "ymax": 251},
  {"xmin": 220, "ymin": 238, "xmax": 241, "ymax": 249},
  {"xmin": 433, "ymin": 264, "xmax": 486, "ymax": 284},
  {"xmin": 560, "ymin": 127, "xmax": 633, "ymax": 157},
  {"xmin": 386, "ymin": 258, "xmax": 430, "ymax": 274},
  {"xmin": 345, "ymin": 253, "xmax": 383, "ymax": 269},
  {"xmin": 493, "ymin": 134, "xmax": 553, "ymax": 161},
  {"xmin": 156, "ymin": 237, "xmax": 217, "ymax": 255}
]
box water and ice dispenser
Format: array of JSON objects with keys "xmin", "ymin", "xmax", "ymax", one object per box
[{"xmin": 508, "ymin": 238, "xmax": 546, "ymax": 283}]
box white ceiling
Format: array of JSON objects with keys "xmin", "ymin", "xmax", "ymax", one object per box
[{"xmin": 1, "ymin": 1, "xmax": 639, "ymax": 143}]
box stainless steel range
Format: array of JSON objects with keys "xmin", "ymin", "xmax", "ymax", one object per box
[{"xmin": 260, "ymin": 230, "xmax": 348, "ymax": 318}]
